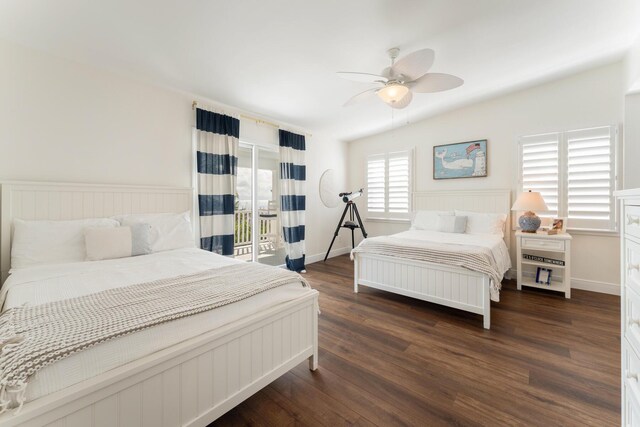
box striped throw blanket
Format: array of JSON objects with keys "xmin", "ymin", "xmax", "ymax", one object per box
[
  {"xmin": 351, "ymin": 235, "xmax": 503, "ymax": 301},
  {"xmin": 0, "ymin": 262, "xmax": 308, "ymax": 413}
]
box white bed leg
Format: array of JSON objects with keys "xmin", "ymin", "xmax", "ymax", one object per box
[
  {"xmin": 308, "ymin": 354, "xmax": 318, "ymax": 371},
  {"xmin": 483, "ymin": 278, "xmax": 491, "ymax": 329},
  {"xmin": 309, "ymin": 296, "xmax": 319, "ymax": 371},
  {"xmin": 354, "ymin": 256, "xmax": 359, "ymax": 293}
]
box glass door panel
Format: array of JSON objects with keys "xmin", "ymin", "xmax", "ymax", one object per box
[
  {"xmin": 257, "ymin": 148, "xmax": 285, "ymax": 266},
  {"xmin": 235, "ymin": 145, "xmax": 253, "ymax": 261}
]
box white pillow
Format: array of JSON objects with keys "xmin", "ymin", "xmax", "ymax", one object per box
[
  {"xmin": 11, "ymin": 217, "xmax": 119, "ymax": 269},
  {"xmin": 437, "ymin": 215, "xmax": 467, "ymax": 233},
  {"xmin": 411, "ymin": 210, "xmax": 454, "ymax": 231},
  {"xmin": 85, "ymin": 224, "xmax": 152, "ymax": 261},
  {"xmin": 455, "ymin": 210, "xmax": 507, "ymax": 236},
  {"xmin": 114, "ymin": 211, "xmax": 194, "ymax": 253}
]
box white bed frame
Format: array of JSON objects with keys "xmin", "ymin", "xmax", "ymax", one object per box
[
  {"xmin": 353, "ymin": 189, "xmax": 511, "ymax": 329},
  {"xmin": 0, "ymin": 181, "xmax": 319, "ymax": 427}
]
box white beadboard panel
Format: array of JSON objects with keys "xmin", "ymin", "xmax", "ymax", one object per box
[
  {"xmin": 119, "ymin": 384, "xmax": 142, "ymax": 427},
  {"xmin": 1, "ymin": 181, "xmax": 194, "ymax": 283},
  {"xmin": 250, "ymin": 330, "xmax": 263, "ymax": 383},
  {"xmin": 162, "ymin": 366, "xmax": 181, "ymax": 427},
  {"xmin": 412, "ymin": 189, "xmax": 511, "ymax": 251},
  {"xmin": 93, "ymin": 394, "xmax": 118, "ymax": 427},
  {"xmin": 180, "ymin": 357, "xmax": 199, "ymax": 425},
  {"xmin": 355, "ymin": 253, "xmax": 491, "ymax": 329},
  {"xmin": 64, "ymin": 408, "xmax": 92, "ymax": 427},
  {"xmin": 141, "ymin": 375, "xmax": 163, "ymax": 427},
  {"xmin": 1, "ymin": 293, "xmax": 319, "ymax": 427},
  {"xmin": 196, "ymin": 352, "xmax": 214, "ymax": 416}
]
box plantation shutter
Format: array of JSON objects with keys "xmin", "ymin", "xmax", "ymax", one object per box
[
  {"xmin": 566, "ymin": 126, "xmax": 616, "ymax": 230},
  {"xmin": 367, "ymin": 150, "xmax": 412, "ymax": 217},
  {"xmin": 367, "ymin": 154, "xmax": 386, "ymax": 213},
  {"xmin": 519, "ymin": 133, "xmax": 560, "ymax": 217},
  {"xmin": 388, "ymin": 151, "xmax": 411, "ymax": 213}
]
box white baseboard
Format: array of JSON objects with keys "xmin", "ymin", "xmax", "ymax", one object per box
[
  {"xmin": 306, "ymin": 246, "xmax": 351, "ymax": 265},
  {"xmin": 571, "ymin": 278, "xmax": 620, "ymax": 296},
  {"xmin": 508, "ymin": 268, "xmax": 620, "ymax": 296}
]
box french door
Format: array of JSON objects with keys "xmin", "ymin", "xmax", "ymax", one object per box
[{"xmin": 235, "ymin": 142, "xmax": 285, "ymax": 266}]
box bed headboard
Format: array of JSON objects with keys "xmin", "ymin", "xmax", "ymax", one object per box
[
  {"xmin": 412, "ymin": 189, "xmax": 512, "ymax": 250},
  {"xmin": 0, "ymin": 181, "xmax": 195, "ymax": 284}
]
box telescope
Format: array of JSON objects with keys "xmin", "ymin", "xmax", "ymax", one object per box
[
  {"xmin": 324, "ymin": 189, "xmax": 367, "ymax": 262},
  {"xmin": 339, "ymin": 189, "xmax": 363, "ymax": 203}
]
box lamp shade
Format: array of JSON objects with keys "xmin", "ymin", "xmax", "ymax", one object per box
[
  {"xmin": 377, "ymin": 84, "xmax": 409, "ymax": 105},
  {"xmin": 511, "ymin": 190, "xmax": 548, "ymax": 212}
]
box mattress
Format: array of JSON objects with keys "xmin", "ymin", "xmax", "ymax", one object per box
[
  {"xmin": 386, "ymin": 229, "xmax": 512, "ymax": 277},
  {"xmin": 0, "ymin": 248, "xmax": 311, "ymax": 401}
]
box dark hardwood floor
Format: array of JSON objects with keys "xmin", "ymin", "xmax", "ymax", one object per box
[{"xmin": 213, "ymin": 255, "xmax": 620, "ymax": 426}]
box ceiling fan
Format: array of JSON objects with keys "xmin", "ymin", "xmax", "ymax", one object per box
[{"xmin": 338, "ymin": 48, "xmax": 463, "ymax": 109}]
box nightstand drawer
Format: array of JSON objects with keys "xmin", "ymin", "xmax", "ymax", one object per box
[
  {"xmin": 521, "ymin": 237, "xmax": 565, "ymax": 251},
  {"xmin": 627, "ymin": 206, "xmax": 640, "ymax": 241}
]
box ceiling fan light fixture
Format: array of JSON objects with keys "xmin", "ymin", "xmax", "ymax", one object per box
[{"xmin": 377, "ymin": 83, "xmax": 409, "ymax": 105}]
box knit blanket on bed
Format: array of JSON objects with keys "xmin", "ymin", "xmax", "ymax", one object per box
[
  {"xmin": 0, "ymin": 262, "xmax": 308, "ymax": 413},
  {"xmin": 351, "ymin": 236, "xmax": 503, "ymax": 302}
]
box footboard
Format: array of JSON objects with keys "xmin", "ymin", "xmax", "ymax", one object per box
[
  {"xmin": 354, "ymin": 253, "xmax": 491, "ymax": 329},
  {"xmin": 0, "ymin": 292, "xmax": 319, "ymax": 427}
]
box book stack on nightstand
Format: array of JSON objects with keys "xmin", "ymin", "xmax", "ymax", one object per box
[{"xmin": 515, "ymin": 230, "xmax": 572, "ymax": 298}]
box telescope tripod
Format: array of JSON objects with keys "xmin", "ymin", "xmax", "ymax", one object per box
[{"xmin": 323, "ymin": 201, "xmax": 367, "ymax": 262}]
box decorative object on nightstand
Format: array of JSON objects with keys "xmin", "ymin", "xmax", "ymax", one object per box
[
  {"xmin": 549, "ymin": 217, "xmax": 567, "ymax": 234},
  {"xmin": 511, "ymin": 190, "xmax": 548, "ymax": 233},
  {"xmin": 535, "ymin": 267, "xmax": 552, "ymax": 285},
  {"xmin": 516, "ymin": 230, "xmax": 572, "ymax": 298}
]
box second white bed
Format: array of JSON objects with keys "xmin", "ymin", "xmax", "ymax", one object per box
[{"xmin": 352, "ymin": 229, "xmax": 512, "ymax": 329}]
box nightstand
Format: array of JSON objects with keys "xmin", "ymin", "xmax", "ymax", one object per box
[{"xmin": 515, "ymin": 230, "xmax": 572, "ymax": 298}]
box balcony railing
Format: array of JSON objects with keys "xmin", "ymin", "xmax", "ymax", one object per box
[{"xmin": 234, "ymin": 210, "xmax": 280, "ymax": 255}]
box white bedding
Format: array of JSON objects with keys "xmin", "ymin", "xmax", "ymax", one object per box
[
  {"xmin": 390, "ymin": 229, "xmax": 512, "ymax": 277},
  {"xmin": 0, "ymin": 248, "xmax": 311, "ymax": 402}
]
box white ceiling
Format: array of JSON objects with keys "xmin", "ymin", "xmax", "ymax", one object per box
[{"xmin": 0, "ymin": 0, "xmax": 638, "ymax": 141}]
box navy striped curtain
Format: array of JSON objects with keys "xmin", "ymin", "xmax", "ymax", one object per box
[
  {"xmin": 196, "ymin": 108, "xmax": 239, "ymax": 255},
  {"xmin": 279, "ymin": 130, "xmax": 306, "ymax": 272}
]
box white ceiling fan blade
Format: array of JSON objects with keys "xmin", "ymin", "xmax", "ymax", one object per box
[
  {"xmin": 337, "ymin": 71, "xmax": 387, "ymax": 84},
  {"xmin": 391, "ymin": 48, "xmax": 435, "ymax": 81},
  {"xmin": 388, "ymin": 91, "xmax": 413, "ymax": 109},
  {"xmin": 408, "ymin": 73, "xmax": 464, "ymax": 93},
  {"xmin": 343, "ymin": 87, "xmax": 379, "ymax": 107}
]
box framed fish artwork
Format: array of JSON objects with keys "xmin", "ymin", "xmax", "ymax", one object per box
[{"xmin": 433, "ymin": 139, "xmax": 488, "ymax": 179}]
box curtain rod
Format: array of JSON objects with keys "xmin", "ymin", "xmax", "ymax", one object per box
[{"xmin": 192, "ymin": 101, "xmax": 312, "ymax": 137}]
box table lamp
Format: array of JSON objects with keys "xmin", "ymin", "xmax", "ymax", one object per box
[{"xmin": 511, "ymin": 190, "xmax": 548, "ymax": 233}]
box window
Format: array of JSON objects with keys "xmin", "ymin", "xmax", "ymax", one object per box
[
  {"xmin": 518, "ymin": 126, "xmax": 617, "ymax": 231},
  {"xmin": 519, "ymin": 132, "xmax": 560, "ymax": 217},
  {"xmin": 366, "ymin": 150, "xmax": 412, "ymax": 218}
]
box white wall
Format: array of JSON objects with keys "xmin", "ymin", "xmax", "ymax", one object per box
[
  {"xmin": 348, "ymin": 62, "xmax": 625, "ymax": 293},
  {"xmin": 623, "ymin": 36, "xmax": 640, "ymax": 189},
  {"xmin": 624, "ymin": 93, "xmax": 640, "ymax": 189},
  {"xmin": 625, "ymin": 36, "xmax": 640, "ymax": 92},
  {"xmin": 0, "ymin": 38, "xmax": 349, "ymax": 263}
]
